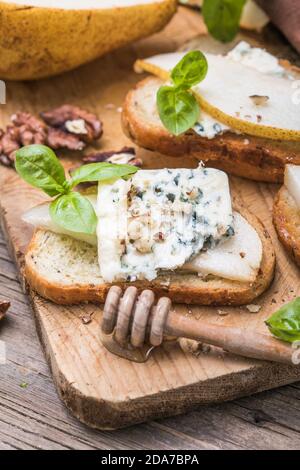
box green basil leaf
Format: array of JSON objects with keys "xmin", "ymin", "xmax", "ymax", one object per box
[
  {"xmin": 266, "ymin": 298, "xmax": 300, "ymax": 343},
  {"xmin": 15, "ymin": 145, "xmax": 67, "ymax": 197},
  {"xmin": 50, "ymin": 192, "xmax": 97, "ymax": 235},
  {"xmin": 69, "ymin": 162, "xmax": 138, "ymax": 189},
  {"xmin": 171, "ymin": 50, "xmax": 208, "ymax": 89},
  {"xmin": 157, "ymin": 86, "xmax": 200, "ymax": 136},
  {"xmin": 202, "ymin": 0, "xmax": 246, "ymax": 43}
]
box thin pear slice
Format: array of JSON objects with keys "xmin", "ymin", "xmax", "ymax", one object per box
[
  {"xmin": 197, "ymin": 0, "xmax": 269, "ymax": 31},
  {"xmin": 239, "ymin": 0, "xmax": 269, "ymax": 31},
  {"xmin": 135, "ymin": 52, "xmax": 300, "ymax": 141}
]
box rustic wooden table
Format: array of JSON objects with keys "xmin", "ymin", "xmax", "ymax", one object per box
[
  {"xmin": 1, "ymin": 5, "xmax": 300, "ymax": 451},
  {"xmin": 1, "ymin": 224, "xmax": 300, "ymax": 450}
]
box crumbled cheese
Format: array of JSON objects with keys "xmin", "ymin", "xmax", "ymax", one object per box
[
  {"xmin": 178, "ymin": 338, "xmax": 206, "ymax": 357},
  {"xmin": 246, "ymin": 304, "xmax": 261, "ymax": 313},
  {"xmin": 217, "ymin": 309, "xmax": 229, "ymax": 316},
  {"xmin": 227, "ymin": 41, "xmax": 290, "ymax": 79}
]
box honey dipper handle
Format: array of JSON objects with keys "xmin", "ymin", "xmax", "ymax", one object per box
[{"xmin": 165, "ymin": 310, "xmax": 295, "ymax": 365}]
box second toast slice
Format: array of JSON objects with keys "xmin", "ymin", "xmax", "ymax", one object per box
[{"xmin": 122, "ymin": 76, "xmax": 300, "ymax": 183}]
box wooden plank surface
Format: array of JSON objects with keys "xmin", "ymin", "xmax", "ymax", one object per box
[
  {"xmin": 2, "ymin": 225, "xmax": 300, "ymax": 450},
  {"xmin": 0, "ymin": 7, "xmax": 300, "ymax": 434}
]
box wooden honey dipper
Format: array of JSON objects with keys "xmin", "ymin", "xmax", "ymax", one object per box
[{"xmin": 100, "ymin": 286, "xmax": 296, "ymax": 365}]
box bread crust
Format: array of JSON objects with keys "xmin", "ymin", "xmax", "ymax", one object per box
[
  {"xmin": 25, "ymin": 203, "xmax": 275, "ymax": 306},
  {"xmin": 273, "ymin": 186, "xmax": 300, "ymax": 267},
  {"xmin": 122, "ymin": 77, "xmax": 300, "ymax": 183}
]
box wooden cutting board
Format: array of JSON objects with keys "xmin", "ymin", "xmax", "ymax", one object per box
[{"xmin": 0, "ymin": 8, "xmax": 299, "ymax": 430}]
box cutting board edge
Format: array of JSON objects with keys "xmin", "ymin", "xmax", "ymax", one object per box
[
  {"xmin": 2, "ymin": 184, "xmax": 300, "ymax": 430},
  {"xmin": 28, "ymin": 295, "xmax": 300, "ymax": 430}
]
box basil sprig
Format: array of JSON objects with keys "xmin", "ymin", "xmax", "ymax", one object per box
[
  {"xmin": 156, "ymin": 50, "xmax": 208, "ymax": 136},
  {"xmin": 202, "ymin": 0, "xmax": 247, "ymax": 43},
  {"xmin": 266, "ymin": 298, "xmax": 300, "ymax": 343},
  {"xmin": 16, "ymin": 144, "xmax": 138, "ymax": 235}
]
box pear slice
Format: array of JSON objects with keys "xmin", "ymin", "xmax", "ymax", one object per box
[
  {"xmin": 284, "ymin": 164, "xmax": 300, "ymax": 209},
  {"xmin": 195, "ymin": 0, "xmax": 269, "ymax": 31},
  {"xmin": 0, "ymin": 0, "xmax": 176, "ymax": 80},
  {"xmin": 239, "ymin": 0, "xmax": 269, "ymax": 31},
  {"xmin": 135, "ymin": 51, "xmax": 300, "ymax": 141}
]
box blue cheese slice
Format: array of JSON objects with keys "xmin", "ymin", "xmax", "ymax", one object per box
[{"xmin": 97, "ymin": 168, "xmax": 234, "ymax": 282}]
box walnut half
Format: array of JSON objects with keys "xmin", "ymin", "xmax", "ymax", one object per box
[
  {"xmin": 0, "ymin": 105, "xmax": 104, "ymax": 168},
  {"xmin": 41, "ymin": 104, "xmax": 103, "ymax": 144}
]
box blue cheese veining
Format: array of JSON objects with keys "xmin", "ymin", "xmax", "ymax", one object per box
[
  {"xmin": 193, "ymin": 114, "xmax": 229, "ymax": 139},
  {"xmin": 97, "ymin": 167, "xmax": 234, "ymax": 282}
]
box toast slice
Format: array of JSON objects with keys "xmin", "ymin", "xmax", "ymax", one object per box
[
  {"xmin": 122, "ymin": 76, "xmax": 300, "ymax": 183},
  {"xmin": 273, "ymin": 187, "xmax": 300, "ymax": 267},
  {"xmin": 25, "ymin": 203, "xmax": 275, "ymax": 306}
]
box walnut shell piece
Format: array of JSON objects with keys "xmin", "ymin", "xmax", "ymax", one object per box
[
  {"xmin": 0, "ymin": 300, "xmax": 10, "ymax": 321},
  {"xmin": 41, "ymin": 104, "xmax": 103, "ymax": 143},
  {"xmin": 11, "ymin": 112, "xmax": 48, "ymax": 145},
  {"xmin": 0, "ymin": 112, "xmax": 48, "ymax": 167},
  {"xmin": 83, "ymin": 146, "xmax": 143, "ymax": 167},
  {"xmin": 46, "ymin": 127, "xmax": 85, "ymax": 151},
  {"xmin": 0, "ymin": 104, "xmax": 104, "ymax": 168}
]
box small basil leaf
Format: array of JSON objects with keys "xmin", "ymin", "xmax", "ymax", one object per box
[
  {"xmin": 50, "ymin": 192, "xmax": 97, "ymax": 235},
  {"xmin": 202, "ymin": 0, "xmax": 246, "ymax": 43},
  {"xmin": 171, "ymin": 50, "xmax": 208, "ymax": 89},
  {"xmin": 157, "ymin": 86, "xmax": 200, "ymax": 136},
  {"xmin": 266, "ymin": 298, "xmax": 300, "ymax": 343},
  {"xmin": 69, "ymin": 162, "xmax": 138, "ymax": 189},
  {"xmin": 15, "ymin": 145, "xmax": 67, "ymax": 197}
]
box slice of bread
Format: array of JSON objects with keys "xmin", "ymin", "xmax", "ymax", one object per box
[
  {"xmin": 122, "ymin": 76, "xmax": 300, "ymax": 183},
  {"xmin": 25, "ymin": 204, "xmax": 275, "ymax": 306},
  {"xmin": 273, "ymin": 187, "xmax": 300, "ymax": 267}
]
